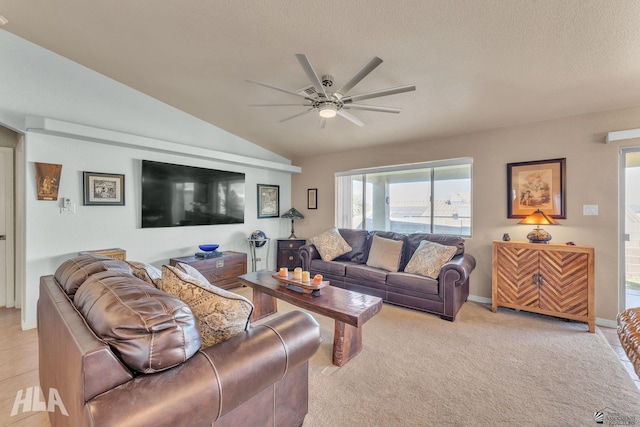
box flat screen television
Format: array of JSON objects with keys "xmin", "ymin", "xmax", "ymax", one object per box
[{"xmin": 141, "ymin": 160, "xmax": 245, "ymax": 228}]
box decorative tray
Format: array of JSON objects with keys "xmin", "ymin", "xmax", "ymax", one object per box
[{"xmin": 272, "ymin": 273, "xmax": 329, "ymax": 295}]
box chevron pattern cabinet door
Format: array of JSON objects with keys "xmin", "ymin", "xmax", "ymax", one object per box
[
  {"xmin": 495, "ymin": 245, "xmax": 539, "ymax": 307},
  {"xmin": 538, "ymin": 251, "xmax": 589, "ymax": 315},
  {"xmin": 492, "ymin": 241, "xmax": 595, "ymax": 332}
]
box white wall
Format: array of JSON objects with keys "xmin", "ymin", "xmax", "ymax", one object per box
[
  {"xmin": 0, "ymin": 30, "xmax": 296, "ymax": 329},
  {"xmin": 23, "ymin": 131, "xmax": 292, "ymax": 328}
]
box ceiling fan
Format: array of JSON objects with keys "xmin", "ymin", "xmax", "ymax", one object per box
[{"xmin": 247, "ymin": 54, "xmax": 415, "ymax": 128}]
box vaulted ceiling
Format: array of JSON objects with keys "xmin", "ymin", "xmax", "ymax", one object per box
[{"xmin": 2, "ymin": 1, "xmax": 640, "ymax": 159}]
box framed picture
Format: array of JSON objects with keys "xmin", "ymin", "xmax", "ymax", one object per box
[
  {"xmin": 35, "ymin": 162, "xmax": 62, "ymax": 201},
  {"xmin": 257, "ymin": 184, "xmax": 279, "ymax": 218},
  {"xmin": 507, "ymin": 158, "xmax": 566, "ymax": 218},
  {"xmin": 307, "ymin": 188, "xmax": 317, "ymax": 209},
  {"xmin": 83, "ymin": 172, "xmax": 125, "ymax": 206}
]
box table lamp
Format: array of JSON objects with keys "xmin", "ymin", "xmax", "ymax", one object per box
[
  {"xmin": 518, "ymin": 209, "xmax": 558, "ymax": 243},
  {"xmin": 281, "ymin": 207, "xmax": 304, "ymax": 239}
]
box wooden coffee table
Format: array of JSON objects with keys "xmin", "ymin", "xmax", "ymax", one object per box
[{"xmin": 238, "ymin": 270, "xmax": 382, "ymax": 366}]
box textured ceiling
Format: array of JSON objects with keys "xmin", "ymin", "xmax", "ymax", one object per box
[{"xmin": 2, "ymin": 1, "xmax": 640, "ymax": 159}]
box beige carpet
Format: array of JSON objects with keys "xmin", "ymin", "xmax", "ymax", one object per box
[{"xmin": 236, "ymin": 287, "xmax": 640, "ymax": 426}]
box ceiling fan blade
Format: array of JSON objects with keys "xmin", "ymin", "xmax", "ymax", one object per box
[
  {"xmin": 248, "ymin": 103, "xmax": 311, "ymax": 107},
  {"xmin": 335, "ymin": 56, "xmax": 383, "ymax": 97},
  {"xmin": 278, "ymin": 108, "xmax": 315, "ymax": 123},
  {"xmin": 342, "ymin": 104, "xmax": 402, "ymax": 113},
  {"xmin": 337, "ymin": 110, "xmax": 365, "ymax": 127},
  {"xmin": 246, "ymin": 79, "xmax": 311, "ymax": 99},
  {"xmin": 295, "ymin": 54, "xmax": 328, "ymax": 98},
  {"xmin": 319, "ymin": 118, "xmax": 327, "ymax": 129},
  {"xmin": 342, "ymin": 84, "xmax": 416, "ymax": 103}
]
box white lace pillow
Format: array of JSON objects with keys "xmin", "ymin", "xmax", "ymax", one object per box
[
  {"xmin": 404, "ymin": 240, "xmax": 457, "ymax": 279},
  {"xmin": 311, "ymin": 228, "xmax": 353, "ymax": 261}
]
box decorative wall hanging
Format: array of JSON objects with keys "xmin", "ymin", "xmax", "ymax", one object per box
[
  {"xmin": 507, "ymin": 158, "xmax": 566, "ymax": 218},
  {"xmin": 257, "ymin": 184, "xmax": 279, "ymax": 218},
  {"xmin": 307, "ymin": 188, "xmax": 317, "ymax": 209},
  {"xmin": 83, "ymin": 172, "xmax": 125, "ymax": 206},
  {"xmin": 35, "ymin": 162, "xmax": 62, "ymax": 201}
]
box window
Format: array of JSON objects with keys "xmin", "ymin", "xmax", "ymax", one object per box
[{"xmin": 336, "ymin": 158, "xmax": 472, "ymax": 236}]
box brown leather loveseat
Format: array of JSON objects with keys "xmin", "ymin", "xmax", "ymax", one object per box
[
  {"xmin": 38, "ymin": 255, "xmax": 321, "ymax": 427},
  {"xmin": 300, "ymin": 229, "xmax": 476, "ymax": 321}
]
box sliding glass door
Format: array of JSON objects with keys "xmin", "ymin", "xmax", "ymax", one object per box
[{"xmin": 622, "ymin": 148, "xmax": 640, "ymax": 309}]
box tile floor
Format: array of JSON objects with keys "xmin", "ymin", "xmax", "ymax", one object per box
[{"xmin": 600, "ymin": 325, "xmax": 640, "ymax": 390}]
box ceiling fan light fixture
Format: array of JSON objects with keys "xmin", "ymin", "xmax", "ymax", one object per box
[{"xmin": 318, "ymin": 103, "xmax": 337, "ymax": 118}]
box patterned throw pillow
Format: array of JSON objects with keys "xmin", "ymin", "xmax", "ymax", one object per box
[
  {"xmin": 311, "ymin": 228, "xmax": 353, "ymax": 261},
  {"xmin": 404, "ymin": 240, "xmax": 457, "ymax": 279},
  {"xmin": 366, "ymin": 235, "xmax": 404, "ymax": 272},
  {"xmin": 126, "ymin": 260, "xmax": 162, "ymax": 287},
  {"xmin": 160, "ymin": 265, "xmax": 254, "ymax": 348}
]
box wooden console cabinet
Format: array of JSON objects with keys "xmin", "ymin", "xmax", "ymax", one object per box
[
  {"xmin": 492, "ymin": 241, "xmax": 595, "ymax": 332},
  {"xmin": 170, "ymin": 251, "xmax": 247, "ymax": 290},
  {"xmin": 277, "ymin": 238, "xmax": 306, "ymax": 270}
]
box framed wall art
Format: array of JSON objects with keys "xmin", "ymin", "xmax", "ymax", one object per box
[
  {"xmin": 257, "ymin": 184, "xmax": 279, "ymax": 218},
  {"xmin": 307, "ymin": 188, "xmax": 317, "ymax": 209},
  {"xmin": 83, "ymin": 172, "xmax": 125, "ymax": 206},
  {"xmin": 507, "ymin": 158, "xmax": 566, "ymax": 218},
  {"xmin": 35, "ymin": 162, "xmax": 62, "ymax": 201}
]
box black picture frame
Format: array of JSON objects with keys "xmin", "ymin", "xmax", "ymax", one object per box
[
  {"xmin": 307, "ymin": 188, "xmax": 317, "ymax": 209},
  {"xmin": 83, "ymin": 172, "xmax": 125, "ymax": 206},
  {"xmin": 257, "ymin": 184, "xmax": 279, "ymax": 218},
  {"xmin": 507, "ymin": 158, "xmax": 566, "ymax": 218}
]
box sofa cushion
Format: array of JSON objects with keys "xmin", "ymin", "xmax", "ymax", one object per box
[
  {"xmin": 333, "ymin": 229, "xmax": 371, "ymax": 263},
  {"xmin": 345, "ymin": 264, "xmax": 388, "ymax": 285},
  {"xmin": 387, "ymin": 272, "xmax": 439, "ymax": 295},
  {"xmin": 125, "ymin": 260, "xmax": 162, "ymax": 287},
  {"xmin": 54, "ymin": 255, "xmax": 131, "ymax": 297},
  {"xmin": 309, "ymin": 259, "xmax": 350, "ymax": 277},
  {"xmin": 404, "ymin": 240, "xmax": 457, "ymax": 279},
  {"xmin": 366, "ymin": 235, "xmax": 404, "ymax": 272},
  {"xmin": 161, "ymin": 264, "xmax": 254, "ymax": 348},
  {"xmin": 311, "ymin": 228, "xmax": 353, "ymax": 261},
  {"xmin": 73, "ymin": 270, "xmax": 201, "ymax": 373}
]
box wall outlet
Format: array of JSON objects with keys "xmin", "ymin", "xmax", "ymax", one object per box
[{"xmin": 583, "ymin": 204, "xmax": 598, "ymax": 215}]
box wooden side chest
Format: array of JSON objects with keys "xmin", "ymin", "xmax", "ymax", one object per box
[
  {"xmin": 277, "ymin": 238, "xmax": 306, "ymax": 270},
  {"xmin": 170, "ymin": 251, "xmax": 247, "ymax": 290},
  {"xmin": 492, "ymin": 240, "xmax": 595, "ymax": 332}
]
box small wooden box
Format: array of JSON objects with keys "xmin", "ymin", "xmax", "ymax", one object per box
[
  {"xmin": 170, "ymin": 251, "xmax": 247, "ymax": 290},
  {"xmin": 79, "ymin": 248, "xmax": 126, "ymax": 261}
]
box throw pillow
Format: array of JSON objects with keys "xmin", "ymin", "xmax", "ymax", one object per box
[
  {"xmin": 366, "ymin": 235, "xmax": 404, "ymax": 272},
  {"xmin": 160, "ymin": 265, "xmax": 254, "ymax": 348},
  {"xmin": 311, "ymin": 228, "xmax": 353, "ymax": 261},
  {"xmin": 126, "ymin": 260, "xmax": 162, "ymax": 287},
  {"xmin": 404, "ymin": 240, "xmax": 457, "ymax": 279}
]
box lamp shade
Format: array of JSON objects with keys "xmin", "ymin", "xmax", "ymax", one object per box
[
  {"xmin": 517, "ymin": 209, "xmax": 558, "ymax": 225},
  {"xmin": 281, "ymin": 207, "xmax": 304, "ymax": 220},
  {"xmin": 518, "ymin": 209, "xmax": 558, "ymax": 243}
]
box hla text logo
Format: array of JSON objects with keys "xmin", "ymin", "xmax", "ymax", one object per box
[{"xmin": 11, "ymin": 387, "xmax": 68, "ymax": 417}]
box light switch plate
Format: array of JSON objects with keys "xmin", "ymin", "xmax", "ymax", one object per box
[{"xmin": 583, "ymin": 204, "xmax": 598, "ymax": 215}]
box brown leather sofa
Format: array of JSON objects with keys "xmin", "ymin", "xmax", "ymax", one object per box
[
  {"xmin": 300, "ymin": 229, "xmax": 476, "ymax": 321},
  {"xmin": 38, "ymin": 255, "xmax": 321, "ymax": 427}
]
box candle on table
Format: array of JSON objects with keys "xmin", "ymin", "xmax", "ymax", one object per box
[{"xmin": 301, "ymin": 271, "xmax": 310, "ymax": 282}]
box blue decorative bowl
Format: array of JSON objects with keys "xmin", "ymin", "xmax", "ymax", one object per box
[{"xmin": 199, "ymin": 244, "xmax": 219, "ymax": 252}]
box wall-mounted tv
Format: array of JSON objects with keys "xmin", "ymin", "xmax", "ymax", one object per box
[{"xmin": 141, "ymin": 160, "xmax": 245, "ymax": 228}]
